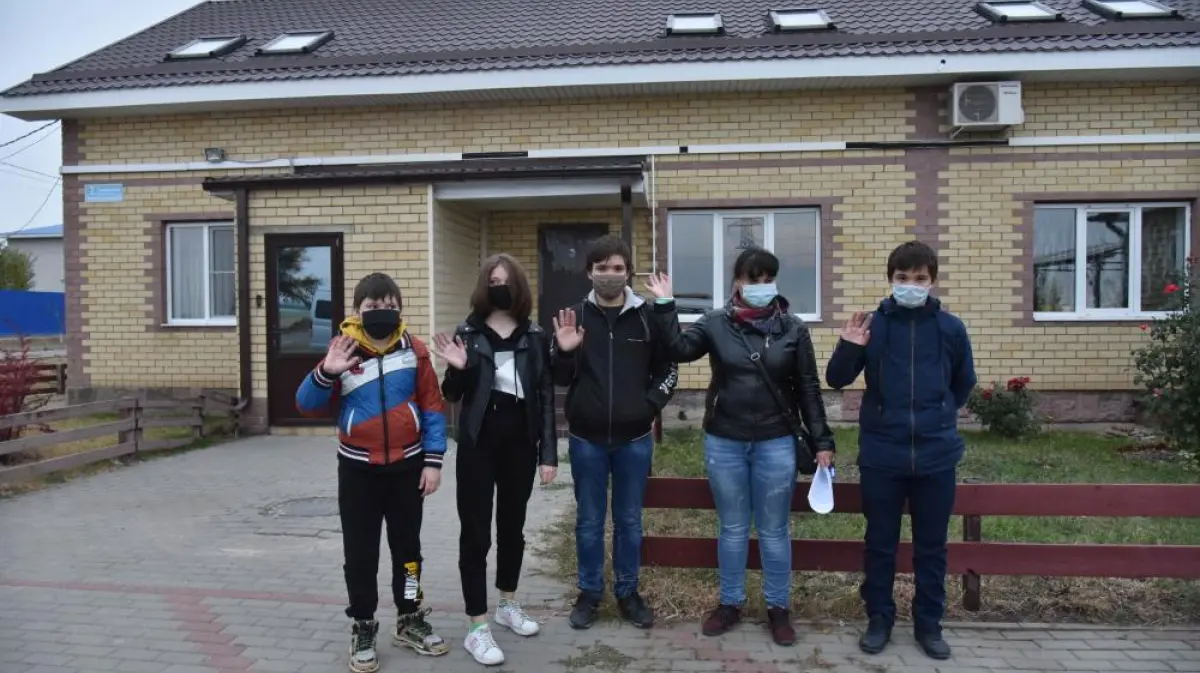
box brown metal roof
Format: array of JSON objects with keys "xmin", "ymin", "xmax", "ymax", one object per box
[
  {"xmin": 4, "ymin": 0, "xmax": 1198, "ymax": 98},
  {"xmin": 201, "ymin": 155, "xmax": 648, "ymax": 191}
]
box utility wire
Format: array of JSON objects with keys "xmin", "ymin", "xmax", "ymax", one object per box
[
  {"xmin": 0, "ymin": 125, "xmax": 57, "ymax": 161},
  {"xmin": 0, "ymin": 121, "xmax": 59, "ymax": 149},
  {"xmin": 1, "ymin": 162, "xmax": 58, "ymax": 180},
  {"xmin": 7, "ymin": 177, "xmax": 62, "ymax": 237}
]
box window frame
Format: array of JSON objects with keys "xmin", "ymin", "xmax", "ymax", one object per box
[
  {"xmin": 976, "ymin": 0, "xmax": 1062, "ymax": 21},
  {"xmin": 164, "ymin": 221, "xmax": 237, "ymax": 327},
  {"xmin": 1032, "ymin": 201, "xmax": 1192, "ymax": 322},
  {"xmin": 165, "ymin": 36, "xmax": 247, "ymax": 61},
  {"xmin": 667, "ymin": 208, "xmax": 822, "ymax": 323}
]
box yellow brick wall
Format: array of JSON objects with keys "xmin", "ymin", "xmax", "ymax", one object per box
[
  {"xmin": 74, "ymin": 180, "xmax": 238, "ymax": 388},
  {"xmin": 431, "ymin": 201, "xmax": 482, "ymax": 335},
  {"xmin": 939, "ymin": 147, "xmax": 1200, "ymax": 389},
  {"xmin": 655, "ymin": 160, "xmax": 913, "ymax": 389},
  {"xmin": 1012, "ymin": 83, "xmax": 1199, "ymax": 136},
  {"xmin": 67, "ymin": 82, "xmax": 1198, "ymax": 402},
  {"xmin": 485, "ymin": 208, "xmax": 655, "ymax": 321},
  {"xmin": 248, "ymin": 185, "xmax": 431, "ymax": 396},
  {"xmin": 77, "ymin": 89, "xmax": 917, "ymax": 164},
  {"xmin": 73, "ymin": 83, "xmax": 1200, "ymax": 167}
]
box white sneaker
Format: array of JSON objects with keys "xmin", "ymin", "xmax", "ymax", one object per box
[
  {"xmin": 494, "ymin": 600, "xmax": 540, "ymax": 636},
  {"xmin": 464, "ymin": 624, "xmax": 505, "ymax": 666}
]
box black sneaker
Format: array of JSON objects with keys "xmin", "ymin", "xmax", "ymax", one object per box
[
  {"xmin": 916, "ymin": 631, "xmax": 952, "ymax": 660},
  {"xmin": 349, "ymin": 619, "xmax": 379, "ymax": 673},
  {"xmin": 616, "ymin": 593, "xmax": 654, "ymax": 629},
  {"xmin": 858, "ymin": 618, "xmax": 892, "ymax": 655},
  {"xmin": 568, "ymin": 592, "xmax": 600, "ymax": 630}
]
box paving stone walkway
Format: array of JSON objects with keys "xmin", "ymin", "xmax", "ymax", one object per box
[{"xmin": 0, "ymin": 436, "xmax": 1196, "ymax": 673}]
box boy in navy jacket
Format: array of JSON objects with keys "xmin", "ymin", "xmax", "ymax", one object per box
[
  {"xmin": 296, "ymin": 273, "xmax": 449, "ymax": 673},
  {"xmin": 825, "ymin": 241, "xmax": 976, "ymax": 661}
]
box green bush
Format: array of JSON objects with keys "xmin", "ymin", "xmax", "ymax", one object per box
[{"xmin": 1132, "ymin": 259, "xmax": 1200, "ymax": 471}]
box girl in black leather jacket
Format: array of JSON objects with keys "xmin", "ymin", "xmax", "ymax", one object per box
[
  {"xmin": 433, "ymin": 253, "xmax": 556, "ymax": 666},
  {"xmin": 645, "ymin": 246, "xmax": 835, "ymax": 648}
]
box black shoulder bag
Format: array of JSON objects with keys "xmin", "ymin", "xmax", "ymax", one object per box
[{"xmin": 730, "ymin": 328, "xmax": 819, "ymax": 476}]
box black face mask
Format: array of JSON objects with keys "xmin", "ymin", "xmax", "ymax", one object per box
[
  {"xmin": 360, "ymin": 309, "xmax": 400, "ymax": 340},
  {"xmin": 487, "ymin": 285, "xmax": 513, "ymax": 311}
]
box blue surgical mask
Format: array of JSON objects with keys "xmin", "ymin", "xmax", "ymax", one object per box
[
  {"xmin": 892, "ymin": 283, "xmax": 930, "ymax": 308},
  {"xmin": 741, "ymin": 282, "xmax": 778, "ymax": 308}
]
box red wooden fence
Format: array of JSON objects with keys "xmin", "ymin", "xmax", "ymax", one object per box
[{"xmin": 641, "ymin": 477, "xmax": 1200, "ymax": 610}]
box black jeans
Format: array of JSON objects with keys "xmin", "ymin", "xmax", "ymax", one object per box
[
  {"xmin": 338, "ymin": 459, "xmax": 424, "ymax": 621},
  {"xmin": 457, "ymin": 393, "xmax": 538, "ymax": 617},
  {"xmin": 859, "ymin": 466, "xmax": 957, "ymax": 636}
]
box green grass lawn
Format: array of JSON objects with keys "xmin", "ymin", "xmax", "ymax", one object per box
[{"xmin": 541, "ymin": 427, "xmax": 1200, "ymax": 625}]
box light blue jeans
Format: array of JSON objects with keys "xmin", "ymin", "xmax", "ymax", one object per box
[{"xmin": 704, "ymin": 433, "xmax": 796, "ymax": 609}]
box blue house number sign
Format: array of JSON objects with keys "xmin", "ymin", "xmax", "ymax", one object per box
[{"xmin": 84, "ymin": 183, "xmax": 125, "ymax": 203}]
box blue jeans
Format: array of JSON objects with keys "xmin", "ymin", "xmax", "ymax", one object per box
[
  {"xmin": 859, "ymin": 466, "xmax": 957, "ymax": 635},
  {"xmin": 704, "ymin": 433, "xmax": 797, "ymax": 609},
  {"xmin": 569, "ymin": 433, "xmax": 654, "ymax": 599}
]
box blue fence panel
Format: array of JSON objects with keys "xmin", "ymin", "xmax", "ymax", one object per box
[{"xmin": 0, "ymin": 290, "xmax": 65, "ymax": 336}]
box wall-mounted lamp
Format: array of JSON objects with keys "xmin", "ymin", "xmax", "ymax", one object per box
[
  {"xmin": 255, "ymin": 294, "xmax": 263, "ymax": 309},
  {"xmin": 204, "ymin": 147, "xmax": 227, "ymax": 163}
]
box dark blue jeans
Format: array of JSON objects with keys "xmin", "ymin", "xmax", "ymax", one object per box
[
  {"xmin": 859, "ymin": 466, "xmax": 957, "ymax": 636},
  {"xmin": 568, "ymin": 432, "xmax": 654, "ymax": 599}
]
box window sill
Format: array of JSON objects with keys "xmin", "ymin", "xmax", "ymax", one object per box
[
  {"xmin": 162, "ymin": 320, "xmax": 237, "ymax": 329},
  {"xmin": 1032, "ymin": 312, "xmax": 1177, "ymax": 323}
]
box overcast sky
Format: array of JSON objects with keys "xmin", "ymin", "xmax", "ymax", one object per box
[{"xmin": 0, "ymin": 0, "xmax": 204, "ymax": 235}]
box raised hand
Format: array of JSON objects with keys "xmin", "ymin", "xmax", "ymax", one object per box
[
  {"xmin": 840, "ymin": 312, "xmax": 873, "ymax": 347},
  {"xmin": 552, "ymin": 308, "xmax": 585, "ymax": 352},
  {"xmin": 322, "ymin": 335, "xmax": 362, "ymax": 375},
  {"xmin": 432, "ymin": 332, "xmax": 468, "ymax": 370},
  {"xmin": 644, "ymin": 272, "xmax": 673, "ymax": 299}
]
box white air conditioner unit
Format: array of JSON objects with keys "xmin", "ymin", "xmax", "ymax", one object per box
[{"xmin": 949, "ymin": 81, "xmax": 1024, "ymax": 130}]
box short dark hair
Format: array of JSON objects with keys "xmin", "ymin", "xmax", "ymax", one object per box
[
  {"xmin": 732, "ymin": 246, "xmax": 780, "ymax": 282},
  {"xmin": 887, "ymin": 240, "xmax": 939, "ymax": 281},
  {"xmin": 470, "ymin": 253, "xmax": 533, "ymax": 321},
  {"xmin": 352, "ymin": 272, "xmax": 402, "ymax": 311},
  {"xmin": 585, "ymin": 234, "xmax": 632, "ymax": 273}
]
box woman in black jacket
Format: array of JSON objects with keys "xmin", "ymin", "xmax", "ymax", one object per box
[
  {"xmin": 644, "ymin": 246, "xmax": 835, "ymax": 647},
  {"xmin": 433, "ymin": 253, "xmax": 557, "ymax": 667}
]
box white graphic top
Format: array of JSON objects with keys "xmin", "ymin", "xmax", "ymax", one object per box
[{"xmin": 492, "ymin": 351, "xmax": 524, "ymax": 399}]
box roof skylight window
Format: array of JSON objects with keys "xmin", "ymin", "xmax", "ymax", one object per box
[
  {"xmin": 166, "ymin": 35, "xmax": 247, "ymax": 60},
  {"xmin": 976, "ymin": 1, "xmax": 1063, "ymax": 21},
  {"xmin": 666, "ymin": 13, "xmax": 725, "ymax": 35},
  {"xmin": 769, "ymin": 9, "xmax": 835, "ymax": 30},
  {"xmin": 1082, "ymin": 0, "xmax": 1179, "ymax": 17},
  {"xmin": 257, "ymin": 30, "xmax": 334, "ymax": 55}
]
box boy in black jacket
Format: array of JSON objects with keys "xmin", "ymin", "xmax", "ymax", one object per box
[
  {"xmin": 550, "ymin": 235, "xmax": 678, "ymax": 630},
  {"xmin": 825, "ymin": 241, "xmax": 976, "ymax": 661}
]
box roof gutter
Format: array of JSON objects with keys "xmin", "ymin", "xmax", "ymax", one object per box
[{"xmin": 3, "ymin": 47, "xmax": 1199, "ymax": 121}]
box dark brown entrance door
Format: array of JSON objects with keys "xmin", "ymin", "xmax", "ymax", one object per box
[
  {"xmin": 536, "ymin": 224, "xmax": 609, "ymax": 333},
  {"xmin": 265, "ymin": 233, "xmax": 344, "ymax": 426}
]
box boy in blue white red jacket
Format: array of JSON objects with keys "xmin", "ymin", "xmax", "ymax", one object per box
[
  {"xmin": 296, "ymin": 273, "xmax": 449, "ymax": 673},
  {"xmin": 825, "ymin": 241, "xmax": 977, "ymax": 662}
]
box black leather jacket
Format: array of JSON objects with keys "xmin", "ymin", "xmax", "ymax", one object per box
[
  {"xmin": 651, "ymin": 301, "xmax": 836, "ymax": 451},
  {"xmin": 439, "ymin": 315, "xmax": 557, "ymax": 466}
]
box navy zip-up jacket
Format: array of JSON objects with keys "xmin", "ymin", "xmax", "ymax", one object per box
[{"xmin": 825, "ymin": 297, "xmax": 976, "ymax": 476}]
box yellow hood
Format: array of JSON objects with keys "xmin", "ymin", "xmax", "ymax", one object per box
[{"xmin": 339, "ymin": 315, "xmax": 408, "ymax": 356}]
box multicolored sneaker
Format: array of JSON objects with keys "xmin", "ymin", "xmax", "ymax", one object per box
[
  {"xmin": 392, "ymin": 608, "xmax": 449, "ymax": 656},
  {"xmin": 348, "ymin": 619, "xmax": 379, "ymax": 673}
]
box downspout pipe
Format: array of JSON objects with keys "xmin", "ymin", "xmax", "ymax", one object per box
[{"xmin": 235, "ymin": 188, "xmax": 252, "ymax": 414}]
